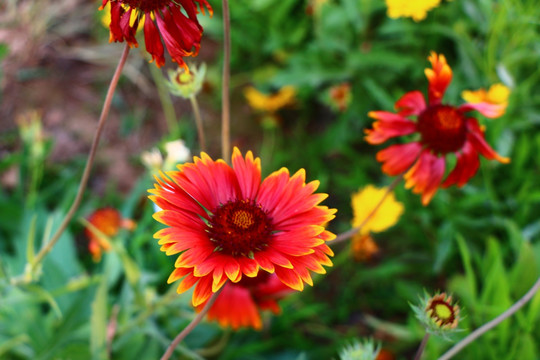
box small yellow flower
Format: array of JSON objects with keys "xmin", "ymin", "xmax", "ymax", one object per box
[
  {"xmin": 244, "ymin": 86, "xmax": 297, "ymax": 113},
  {"xmin": 385, "ymin": 0, "xmax": 442, "ymax": 22},
  {"xmin": 351, "ymin": 185, "xmax": 404, "ymax": 235},
  {"xmin": 461, "ymin": 83, "xmax": 510, "ymax": 106}
]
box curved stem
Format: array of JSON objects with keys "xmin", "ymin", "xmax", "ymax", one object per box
[
  {"xmin": 29, "ymin": 44, "xmax": 130, "ymax": 275},
  {"xmin": 160, "ymin": 288, "xmax": 223, "ymax": 360},
  {"xmin": 414, "ymin": 333, "xmax": 430, "ymax": 360},
  {"xmin": 220, "ymin": 0, "xmax": 231, "ymax": 160},
  {"xmin": 189, "ymin": 95, "xmax": 206, "ymax": 152},
  {"xmin": 332, "ymin": 174, "xmax": 404, "ymax": 245},
  {"xmin": 438, "ymin": 276, "xmax": 540, "ymax": 360}
]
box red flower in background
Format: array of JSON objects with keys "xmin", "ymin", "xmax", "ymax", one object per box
[
  {"xmin": 99, "ymin": 0, "xmax": 212, "ymax": 69},
  {"xmin": 365, "ymin": 52, "xmax": 510, "ymax": 205},
  {"xmin": 197, "ymin": 272, "xmax": 294, "ymax": 330},
  {"xmin": 149, "ymin": 148, "xmax": 335, "ymax": 307},
  {"xmin": 85, "ymin": 207, "xmax": 136, "ymax": 261}
]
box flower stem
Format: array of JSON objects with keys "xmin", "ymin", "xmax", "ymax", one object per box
[
  {"xmin": 28, "ymin": 44, "xmax": 131, "ymax": 277},
  {"xmin": 414, "ymin": 333, "xmax": 430, "ymax": 360},
  {"xmin": 438, "ymin": 276, "xmax": 540, "ymax": 360},
  {"xmin": 220, "ymin": 0, "xmax": 231, "ymax": 160},
  {"xmin": 148, "ymin": 59, "xmax": 178, "ymax": 134},
  {"xmin": 332, "ymin": 174, "xmax": 404, "ymax": 245},
  {"xmin": 160, "ymin": 288, "xmax": 223, "ymax": 360},
  {"xmin": 189, "ymin": 95, "xmax": 206, "ymax": 152}
]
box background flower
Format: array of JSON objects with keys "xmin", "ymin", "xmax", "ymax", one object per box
[
  {"xmin": 385, "ymin": 0, "xmax": 442, "ymax": 22},
  {"xmin": 365, "ymin": 52, "xmax": 510, "ymax": 205},
  {"xmin": 196, "ymin": 272, "xmax": 294, "ymax": 330},
  {"xmin": 99, "ymin": 0, "xmax": 212, "ymax": 68}
]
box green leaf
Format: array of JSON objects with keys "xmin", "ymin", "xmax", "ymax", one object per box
[{"xmin": 90, "ymin": 275, "xmax": 108, "ymax": 360}]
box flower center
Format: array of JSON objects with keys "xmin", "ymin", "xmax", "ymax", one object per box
[
  {"xmin": 427, "ymin": 299, "xmax": 455, "ymax": 326},
  {"xmin": 208, "ymin": 200, "xmax": 272, "ymax": 257},
  {"xmin": 120, "ymin": 0, "xmax": 171, "ymax": 13},
  {"xmin": 417, "ymin": 105, "xmax": 467, "ymax": 154}
]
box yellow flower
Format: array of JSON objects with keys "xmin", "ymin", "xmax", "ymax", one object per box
[
  {"xmin": 351, "ymin": 185, "xmax": 404, "ymax": 235},
  {"xmin": 385, "ymin": 0, "xmax": 442, "ymax": 22},
  {"xmin": 244, "ymin": 86, "xmax": 297, "ymax": 113},
  {"xmin": 461, "ymin": 83, "xmax": 510, "ymax": 106}
]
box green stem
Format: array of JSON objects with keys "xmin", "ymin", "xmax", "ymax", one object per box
[
  {"xmin": 160, "ymin": 287, "xmax": 224, "ymax": 360},
  {"xmin": 221, "ymin": 0, "xmax": 231, "ymax": 160},
  {"xmin": 438, "ymin": 276, "xmax": 540, "ymax": 360},
  {"xmin": 27, "ymin": 44, "xmax": 131, "ymax": 278},
  {"xmin": 148, "ymin": 59, "xmax": 178, "ymax": 134},
  {"xmin": 189, "ymin": 95, "xmax": 206, "ymax": 152}
]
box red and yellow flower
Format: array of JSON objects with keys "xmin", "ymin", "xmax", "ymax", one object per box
[
  {"xmin": 84, "ymin": 207, "xmax": 136, "ymax": 261},
  {"xmin": 99, "ymin": 0, "xmax": 212, "ymax": 69},
  {"xmin": 197, "ymin": 272, "xmax": 294, "ymax": 330},
  {"xmin": 149, "ymin": 148, "xmax": 336, "ymax": 306},
  {"xmin": 365, "ymin": 52, "xmax": 510, "ymax": 205}
]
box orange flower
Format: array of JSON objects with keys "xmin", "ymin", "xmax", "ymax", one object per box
[
  {"xmin": 85, "ymin": 208, "xmax": 136, "ymax": 261},
  {"xmin": 351, "ymin": 234, "xmax": 379, "ymax": 262},
  {"xmin": 197, "ymin": 272, "xmax": 293, "ymax": 330},
  {"xmin": 365, "ymin": 52, "xmax": 510, "ymax": 205},
  {"xmin": 99, "ymin": 0, "xmax": 212, "ymax": 69},
  {"xmin": 329, "ymin": 83, "xmax": 352, "ymax": 112},
  {"xmin": 149, "ymin": 148, "xmax": 336, "ymax": 306}
]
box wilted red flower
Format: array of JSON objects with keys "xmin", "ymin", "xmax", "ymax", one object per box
[
  {"xmin": 149, "ymin": 148, "xmax": 336, "ymax": 307},
  {"xmin": 85, "ymin": 207, "xmax": 136, "ymax": 261},
  {"xmin": 197, "ymin": 272, "xmax": 294, "ymax": 330},
  {"xmin": 99, "ymin": 0, "xmax": 212, "ymax": 69},
  {"xmin": 365, "ymin": 52, "xmax": 510, "ymax": 205}
]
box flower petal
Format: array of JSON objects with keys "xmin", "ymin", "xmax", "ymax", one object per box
[
  {"xmin": 425, "ymin": 52, "xmax": 452, "ymax": 104},
  {"xmin": 365, "ymin": 111, "xmax": 417, "ymax": 145},
  {"xmin": 376, "ymin": 142, "xmax": 422, "ymax": 176},
  {"xmin": 395, "ymin": 90, "xmax": 427, "ymax": 116},
  {"xmin": 467, "ymin": 118, "xmax": 510, "ymax": 163},
  {"xmin": 442, "ymin": 140, "xmax": 479, "ymax": 188}
]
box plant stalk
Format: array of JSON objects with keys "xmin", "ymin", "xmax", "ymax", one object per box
[
  {"xmin": 414, "ymin": 333, "xmax": 430, "ymax": 360},
  {"xmin": 220, "ymin": 0, "xmax": 231, "ymax": 160},
  {"xmin": 189, "ymin": 95, "xmax": 206, "ymax": 152},
  {"xmin": 160, "ymin": 288, "xmax": 223, "ymax": 360},
  {"xmin": 438, "ymin": 276, "xmax": 540, "ymax": 360},
  {"xmin": 28, "ymin": 44, "xmax": 131, "ymax": 276}
]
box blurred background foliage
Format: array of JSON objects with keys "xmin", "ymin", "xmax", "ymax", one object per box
[{"xmin": 1, "ymin": 0, "xmax": 539, "ymax": 359}]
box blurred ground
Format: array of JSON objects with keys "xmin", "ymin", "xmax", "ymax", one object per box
[{"xmin": 0, "ymin": 0, "xmax": 225, "ymax": 194}]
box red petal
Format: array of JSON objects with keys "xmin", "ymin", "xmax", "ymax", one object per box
[
  {"xmin": 425, "ymin": 52, "xmax": 452, "ymax": 104},
  {"xmin": 232, "ymin": 147, "xmax": 262, "ymax": 200},
  {"xmin": 395, "ymin": 90, "xmax": 427, "ymax": 116},
  {"xmin": 404, "ymin": 150, "xmax": 446, "ymax": 205},
  {"xmin": 365, "ymin": 111, "xmax": 417, "ymax": 144},
  {"xmin": 442, "ymin": 140, "xmax": 479, "ymax": 188},
  {"xmin": 192, "ymin": 275, "xmax": 213, "ymax": 306},
  {"xmin": 274, "ymin": 267, "xmax": 304, "ymax": 291},
  {"xmin": 376, "ymin": 142, "xmax": 422, "ymax": 176},
  {"xmin": 143, "ymin": 15, "xmax": 165, "ymax": 67},
  {"xmin": 467, "ymin": 118, "xmax": 510, "ymax": 163}
]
